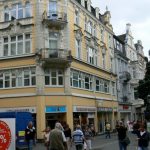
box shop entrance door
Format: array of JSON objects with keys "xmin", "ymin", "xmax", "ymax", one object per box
[{"xmin": 47, "ymin": 119, "xmax": 57, "ymax": 129}]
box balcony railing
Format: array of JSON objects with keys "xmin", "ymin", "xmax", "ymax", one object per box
[
  {"xmin": 38, "ymin": 48, "xmax": 72, "ymax": 68},
  {"xmin": 42, "ymin": 11, "xmax": 67, "ymax": 28},
  {"xmin": 119, "ymin": 71, "xmax": 131, "ymax": 82}
]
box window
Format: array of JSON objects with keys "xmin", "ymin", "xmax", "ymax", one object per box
[
  {"xmin": 4, "ymin": 2, "xmax": 31, "ymax": 22},
  {"xmin": 4, "ymin": 37, "xmax": 9, "ymax": 56},
  {"xmin": 70, "ymin": 70, "xmax": 93, "ymax": 90},
  {"xmin": 49, "ymin": 1, "xmax": 57, "ymax": 19},
  {"xmin": 87, "ymin": 47, "xmax": 97, "ymax": 66},
  {"xmin": 3, "ymin": 34, "xmax": 31, "ymax": 57},
  {"xmin": 75, "ymin": 39, "xmax": 81, "ymax": 59},
  {"xmin": 25, "ymin": 2, "xmax": 31, "ymax": 17},
  {"xmin": 95, "ymin": 78, "xmax": 104, "ymax": 92},
  {"xmin": 93, "ymin": 25, "xmax": 97, "ymax": 37},
  {"xmin": 18, "ymin": 35, "xmax": 23, "ymax": 54},
  {"xmin": 11, "ymin": 3, "xmax": 23, "ymax": 20},
  {"xmin": 18, "ymin": 3, "xmax": 23, "ymax": 19},
  {"xmin": 101, "ymin": 28, "xmax": 104, "ymax": 41},
  {"xmin": 112, "ymin": 82, "xmax": 115, "ymax": 95},
  {"xmin": 75, "ymin": 10, "xmax": 79, "ymax": 25},
  {"xmin": 87, "ymin": 21, "xmax": 92, "ymax": 34},
  {"xmin": 104, "ymin": 80, "xmax": 109, "ymax": 93},
  {"xmin": 0, "ymin": 67, "xmax": 35, "ymax": 89},
  {"xmin": 25, "ymin": 34, "xmax": 31, "ymax": 54},
  {"xmin": 102, "ymin": 53, "xmax": 105, "ymax": 69},
  {"xmin": 4, "ymin": 6, "xmax": 9, "ymax": 21},
  {"xmin": 45, "ymin": 69, "xmax": 63, "ymax": 86},
  {"xmin": 49, "ymin": 32, "xmax": 59, "ymax": 49}
]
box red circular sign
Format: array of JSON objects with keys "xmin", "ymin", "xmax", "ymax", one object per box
[{"xmin": 0, "ymin": 120, "xmax": 11, "ymax": 150}]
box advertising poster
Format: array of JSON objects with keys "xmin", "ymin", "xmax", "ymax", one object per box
[{"xmin": 0, "ymin": 118, "xmax": 16, "ymax": 150}]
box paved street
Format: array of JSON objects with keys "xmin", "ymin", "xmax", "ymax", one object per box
[{"xmin": 32, "ymin": 132, "xmax": 150, "ymax": 150}]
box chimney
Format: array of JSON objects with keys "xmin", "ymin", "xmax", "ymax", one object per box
[
  {"xmin": 126, "ymin": 23, "xmax": 131, "ymax": 34},
  {"xmin": 95, "ymin": 7, "xmax": 100, "ymax": 19}
]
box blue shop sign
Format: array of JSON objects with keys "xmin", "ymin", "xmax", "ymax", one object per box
[{"xmin": 46, "ymin": 106, "xmax": 66, "ymax": 113}]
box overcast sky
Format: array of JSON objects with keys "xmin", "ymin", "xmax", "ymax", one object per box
[{"xmin": 92, "ymin": 0, "xmax": 150, "ymax": 58}]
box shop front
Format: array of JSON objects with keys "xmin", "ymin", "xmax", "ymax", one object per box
[
  {"xmin": 73, "ymin": 106, "xmax": 96, "ymax": 129},
  {"xmin": 97, "ymin": 107, "xmax": 113, "ymax": 133},
  {"xmin": 45, "ymin": 106, "xmax": 67, "ymax": 129},
  {"xmin": 119, "ymin": 104, "xmax": 132, "ymax": 124},
  {"xmin": 0, "ymin": 107, "xmax": 37, "ymax": 126}
]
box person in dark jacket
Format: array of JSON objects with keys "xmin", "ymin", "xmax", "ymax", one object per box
[
  {"xmin": 25, "ymin": 121, "xmax": 36, "ymax": 150},
  {"xmin": 116, "ymin": 121, "xmax": 128, "ymax": 150},
  {"xmin": 132, "ymin": 124, "xmax": 150, "ymax": 150},
  {"xmin": 64, "ymin": 124, "xmax": 72, "ymax": 150}
]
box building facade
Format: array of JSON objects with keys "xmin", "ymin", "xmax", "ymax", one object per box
[
  {"xmin": 117, "ymin": 24, "xmax": 146, "ymax": 122},
  {"xmin": 113, "ymin": 35, "xmax": 132, "ymax": 123},
  {"xmin": 0, "ymin": 0, "xmax": 118, "ymax": 139}
]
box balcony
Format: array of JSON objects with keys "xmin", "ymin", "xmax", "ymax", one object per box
[
  {"xmin": 42, "ymin": 11, "xmax": 67, "ymax": 29},
  {"xmin": 37, "ymin": 48, "xmax": 72, "ymax": 68},
  {"xmin": 119, "ymin": 71, "xmax": 131, "ymax": 82}
]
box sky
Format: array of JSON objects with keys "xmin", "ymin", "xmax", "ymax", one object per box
[{"xmin": 92, "ymin": 0, "xmax": 150, "ymax": 58}]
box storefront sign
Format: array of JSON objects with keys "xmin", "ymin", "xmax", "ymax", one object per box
[
  {"xmin": 46, "ymin": 106, "xmax": 66, "ymax": 113},
  {"xmin": 97, "ymin": 107, "xmax": 113, "ymax": 112},
  {"xmin": 73, "ymin": 106, "xmax": 96, "ymax": 112},
  {"xmin": 0, "ymin": 107, "xmax": 36, "ymax": 113},
  {"xmin": 119, "ymin": 105, "xmax": 131, "ymax": 111},
  {"xmin": 0, "ymin": 118, "xmax": 15, "ymax": 150}
]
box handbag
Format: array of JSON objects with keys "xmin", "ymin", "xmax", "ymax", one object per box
[{"xmin": 122, "ymin": 136, "xmax": 130, "ymax": 145}]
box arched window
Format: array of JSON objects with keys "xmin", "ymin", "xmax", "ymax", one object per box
[
  {"xmin": 4, "ymin": 6, "xmax": 9, "ymax": 21},
  {"xmin": 25, "ymin": 2, "xmax": 31, "ymax": 17}
]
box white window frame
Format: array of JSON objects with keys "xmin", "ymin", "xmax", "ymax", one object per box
[
  {"xmin": 45, "ymin": 69, "xmax": 64, "ymax": 86},
  {"xmin": 3, "ymin": 34, "xmax": 31, "ymax": 57}
]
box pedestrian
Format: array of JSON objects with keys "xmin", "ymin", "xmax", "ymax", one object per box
[
  {"xmin": 105, "ymin": 122, "xmax": 111, "ymax": 139},
  {"xmin": 132, "ymin": 124, "xmax": 150, "ymax": 150},
  {"xmin": 64, "ymin": 124, "xmax": 72, "ymax": 150},
  {"xmin": 49, "ymin": 122, "xmax": 67, "ymax": 150},
  {"xmin": 25, "ymin": 121, "xmax": 36, "ymax": 150},
  {"xmin": 83, "ymin": 126, "xmax": 93, "ymax": 150},
  {"xmin": 116, "ymin": 121, "xmax": 128, "ymax": 150},
  {"xmin": 72, "ymin": 124, "xmax": 86, "ymax": 150},
  {"xmin": 43, "ymin": 126, "xmax": 51, "ymax": 150}
]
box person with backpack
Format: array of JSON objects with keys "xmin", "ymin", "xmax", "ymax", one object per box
[
  {"xmin": 105, "ymin": 122, "xmax": 111, "ymax": 139},
  {"xmin": 132, "ymin": 124, "xmax": 150, "ymax": 150}
]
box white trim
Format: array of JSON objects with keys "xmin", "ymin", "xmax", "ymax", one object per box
[{"xmin": 0, "ymin": 93, "xmax": 36, "ymax": 99}]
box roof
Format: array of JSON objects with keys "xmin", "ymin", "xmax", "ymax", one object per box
[{"xmin": 117, "ymin": 34, "xmax": 126, "ymax": 43}]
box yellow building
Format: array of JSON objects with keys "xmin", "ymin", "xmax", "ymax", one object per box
[{"xmin": 0, "ymin": 0, "xmax": 118, "ymax": 139}]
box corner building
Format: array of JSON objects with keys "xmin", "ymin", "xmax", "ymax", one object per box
[{"xmin": 0, "ymin": 0, "xmax": 118, "ymax": 139}]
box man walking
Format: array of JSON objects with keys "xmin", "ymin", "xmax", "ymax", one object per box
[
  {"xmin": 105, "ymin": 122, "xmax": 111, "ymax": 139},
  {"xmin": 72, "ymin": 124, "xmax": 85, "ymax": 150},
  {"xmin": 25, "ymin": 121, "xmax": 36, "ymax": 150},
  {"xmin": 49, "ymin": 122, "xmax": 67, "ymax": 150}
]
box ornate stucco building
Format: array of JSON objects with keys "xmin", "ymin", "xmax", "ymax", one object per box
[
  {"xmin": 0, "ymin": 0, "xmax": 118, "ymax": 139},
  {"xmin": 117, "ymin": 23, "xmax": 146, "ymax": 122}
]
